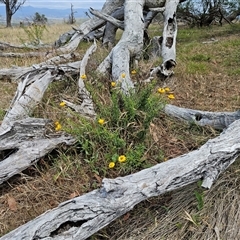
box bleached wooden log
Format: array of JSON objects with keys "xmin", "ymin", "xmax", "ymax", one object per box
[
  {"xmin": 83, "ymin": 28, "xmax": 104, "ymax": 42},
  {"xmin": 89, "ymin": 7, "xmax": 124, "ymax": 30},
  {"xmin": 150, "ymin": 0, "xmax": 179, "ymax": 77},
  {"xmin": 54, "ymin": 0, "xmax": 124, "ymax": 54},
  {"xmin": 0, "ymin": 53, "xmax": 80, "ymax": 81},
  {"xmin": 1, "ymin": 117, "xmax": 240, "ymax": 240},
  {"xmin": 149, "ymin": 7, "xmax": 166, "ymax": 12},
  {"xmin": 0, "ymin": 52, "xmax": 45, "ymax": 58},
  {"xmin": 98, "ymin": 0, "xmax": 145, "ymax": 94},
  {"xmin": 0, "ymin": 70, "xmax": 54, "ymax": 133},
  {"xmin": 63, "ymin": 41, "xmax": 97, "ymax": 118},
  {"xmin": 164, "ymin": 104, "xmax": 240, "ymax": 130},
  {"xmin": 0, "ymin": 61, "xmax": 82, "ymax": 133},
  {"xmin": 160, "ymin": 0, "xmax": 179, "ymax": 76},
  {"xmin": 0, "ymin": 41, "xmax": 50, "ymax": 50},
  {"xmin": 102, "ymin": 6, "xmax": 124, "ymax": 47},
  {"xmin": 0, "ymin": 118, "xmax": 75, "ymax": 185}
]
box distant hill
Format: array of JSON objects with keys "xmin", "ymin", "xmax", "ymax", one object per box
[{"xmin": 0, "ymin": 5, "xmax": 91, "ymax": 21}]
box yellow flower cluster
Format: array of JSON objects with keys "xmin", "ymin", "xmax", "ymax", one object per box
[
  {"xmin": 54, "ymin": 121, "xmax": 62, "ymax": 131},
  {"xmin": 108, "ymin": 155, "xmax": 127, "ymax": 169},
  {"xmin": 157, "ymin": 87, "xmax": 175, "ymax": 100}
]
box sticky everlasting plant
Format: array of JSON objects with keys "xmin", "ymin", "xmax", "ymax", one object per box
[{"xmin": 63, "ymin": 81, "xmax": 166, "ymax": 176}]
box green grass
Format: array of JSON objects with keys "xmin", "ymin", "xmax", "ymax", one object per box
[
  {"xmin": 2, "ymin": 21, "xmax": 240, "ymax": 239},
  {"xmin": 63, "ymin": 81, "xmax": 166, "ymax": 175}
]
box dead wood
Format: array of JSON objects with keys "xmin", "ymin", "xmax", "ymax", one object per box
[
  {"xmin": 0, "ymin": 41, "xmax": 51, "ymax": 50},
  {"xmin": 164, "ymin": 104, "xmax": 240, "ymax": 130},
  {"xmin": 1, "ymin": 116, "xmax": 240, "ymax": 239},
  {"xmin": 0, "ymin": 52, "xmax": 45, "ymax": 58},
  {"xmin": 0, "ymin": 118, "xmax": 75, "ymax": 185},
  {"xmin": 63, "ymin": 41, "xmax": 97, "ymax": 118},
  {"xmin": 0, "ymin": 53, "xmax": 80, "ymax": 81}
]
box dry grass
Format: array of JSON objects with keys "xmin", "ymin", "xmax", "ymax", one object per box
[
  {"xmin": 0, "ymin": 23, "xmax": 73, "ymax": 44},
  {"xmin": 0, "ymin": 22, "xmax": 240, "ymax": 239}
]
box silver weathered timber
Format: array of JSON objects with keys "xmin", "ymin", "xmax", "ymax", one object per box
[
  {"xmin": 98, "ymin": 0, "xmax": 145, "ymax": 93},
  {"xmin": 63, "ymin": 41, "xmax": 97, "ymax": 118},
  {"xmin": 1, "ymin": 117, "xmax": 240, "ymax": 239},
  {"xmin": 54, "ymin": 0, "xmax": 124, "ymax": 54},
  {"xmin": 0, "ymin": 53, "xmax": 81, "ymax": 81},
  {"xmin": 0, "ymin": 118, "xmax": 75, "ymax": 185},
  {"xmin": 150, "ymin": 0, "xmax": 179, "ymax": 77},
  {"xmin": 164, "ymin": 104, "xmax": 240, "ymax": 130}
]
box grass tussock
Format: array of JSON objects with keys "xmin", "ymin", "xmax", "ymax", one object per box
[{"xmin": 0, "ymin": 22, "xmax": 240, "ymax": 239}]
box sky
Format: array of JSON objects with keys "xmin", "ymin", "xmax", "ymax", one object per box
[{"xmin": 24, "ymin": 0, "xmax": 105, "ymax": 9}]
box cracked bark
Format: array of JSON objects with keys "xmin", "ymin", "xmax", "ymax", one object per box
[
  {"xmin": 1, "ymin": 117, "xmax": 240, "ymax": 239},
  {"xmin": 164, "ymin": 104, "xmax": 240, "ymax": 130},
  {"xmin": 0, "ymin": 45, "xmax": 96, "ymax": 183},
  {"xmin": 150, "ymin": 0, "xmax": 179, "ymax": 77},
  {"xmin": 97, "ymin": 0, "xmax": 145, "ymax": 94}
]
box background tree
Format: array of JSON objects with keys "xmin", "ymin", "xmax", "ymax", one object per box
[
  {"xmin": 0, "ymin": 0, "xmax": 26, "ymax": 27},
  {"xmin": 66, "ymin": 4, "xmax": 76, "ymax": 24},
  {"xmin": 178, "ymin": 0, "xmax": 240, "ymax": 27},
  {"xmin": 32, "ymin": 12, "xmax": 48, "ymax": 24}
]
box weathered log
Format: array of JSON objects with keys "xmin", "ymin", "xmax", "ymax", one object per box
[
  {"xmin": 0, "ymin": 70, "xmax": 55, "ymax": 132},
  {"xmin": 0, "ymin": 118, "xmax": 75, "ymax": 185},
  {"xmin": 54, "ymin": 0, "xmax": 124, "ymax": 54},
  {"xmin": 97, "ymin": 0, "xmax": 145, "ymax": 93},
  {"xmin": 0, "ymin": 41, "xmax": 50, "ymax": 50},
  {"xmin": 164, "ymin": 104, "xmax": 240, "ymax": 130},
  {"xmin": 102, "ymin": 6, "xmax": 124, "ymax": 47},
  {"xmin": 0, "ymin": 52, "xmax": 45, "ymax": 58},
  {"xmin": 0, "ymin": 61, "xmax": 82, "ymax": 134},
  {"xmin": 63, "ymin": 41, "xmax": 97, "ymax": 118},
  {"xmin": 0, "ymin": 53, "xmax": 80, "ymax": 81},
  {"xmin": 1, "ymin": 116, "xmax": 240, "ymax": 240},
  {"xmin": 0, "ymin": 41, "xmax": 99, "ymax": 184},
  {"xmin": 150, "ymin": 0, "xmax": 179, "ymax": 77},
  {"xmin": 89, "ymin": 7, "xmax": 124, "ymax": 30}
]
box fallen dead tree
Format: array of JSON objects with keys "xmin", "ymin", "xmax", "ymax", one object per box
[
  {"xmin": 0, "ymin": 42, "xmax": 97, "ymax": 184},
  {"xmin": 1, "ymin": 0, "xmax": 240, "ymax": 239},
  {"xmin": 0, "ymin": 40, "xmax": 51, "ymax": 50},
  {"xmin": 0, "ymin": 118, "xmax": 75, "ymax": 185},
  {"xmin": 164, "ymin": 104, "xmax": 240, "ymax": 130},
  {"xmin": 1, "ymin": 116, "xmax": 240, "ymax": 239},
  {"xmin": 0, "ymin": 52, "xmax": 80, "ymax": 81}
]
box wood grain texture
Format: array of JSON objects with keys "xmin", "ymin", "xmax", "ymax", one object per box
[{"xmin": 1, "ymin": 118, "xmax": 240, "ymax": 239}]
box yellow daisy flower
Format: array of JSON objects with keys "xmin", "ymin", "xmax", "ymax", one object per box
[
  {"xmin": 131, "ymin": 69, "xmax": 137, "ymax": 74},
  {"xmin": 168, "ymin": 94, "xmax": 175, "ymax": 100},
  {"xmin": 118, "ymin": 155, "xmax": 126, "ymax": 163},
  {"xmin": 108, "ymin": 162, "xmax": 115, "ymax": 169},
  {"xmin": 80, "ymin": 74, "xmax": 87, "ymax": 79},
  {"xmin": 55, "ymin": 123, "xmax": 62, "ymax": 131},
  {"xmin": 59, "ymin": 101, "xmax": 66, "ymax": 107},
  {"xmin": 157, "ymin": 88, "xmax": 165, "ymax": 94},
  {"xmin": 164, "ymin": 87, "xmax": 170, "ymax": 92},
  {"xmin": 111, "ymin": 82, "xmax": 116, "ymax": 87},
  {"xmin": 121, "ymin": 73, "xmax": 126, "ymax": 78},
  {"xmin": 98, "ymin": 118, "xmax": 105, "ymax": 125},
  {"xmin": 54, "ymin": 121, "xmax": 60, "ymax": 126}
]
